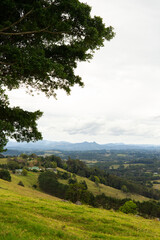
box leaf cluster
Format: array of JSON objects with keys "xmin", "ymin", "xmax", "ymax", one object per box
[{"xmin": 0, "ymin": 0, "xmax": 114, "ymax": 96}]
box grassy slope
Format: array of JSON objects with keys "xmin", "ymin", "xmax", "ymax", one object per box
[
  {"xmin": 0, "ymin": 158, "xmax": 7, "ymax": 164},
  {"xmin": 11, "ymin": 172, "xmax": 39, "ymax": 188},
  {"xmin": 0, "ymin": 178, "xmax": 160, "ymax": 240},
  {"xmin": 153, "ymin": 180, "xmax": 160, "ymax": 190},
  {"xmin": 0, "ymin": 157, "xmax": 152, "ymax": 201},
  {"xmin": 11, "ymin": 170, "xmax": 150, "ymax": 202},
  {"xmin": 58, "ymin": 168, "xmax": 150, "ymax": 202}
]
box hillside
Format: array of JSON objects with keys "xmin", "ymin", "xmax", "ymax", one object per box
[
  {"xmin": 58, "ymin": 169, "xmax": 150, "ymax": 202},
  {"xmin": 0, "ymin": 178, "xmax": 160, "ymax": 240},
  {"xmin": 0, "ymin": 156, "xmax": 150, "ymax": 202}
]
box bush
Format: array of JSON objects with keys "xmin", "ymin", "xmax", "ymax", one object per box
[
  {"xmin": 121, "ymin": 185, "xmax": 128, "ymax": 193},
  {"xmin": 22, "ymin": 169, "xmax": 28, "ymax": 176},
  {"xmin": 18, "ymin": 181, "xmax": 24, "ymax": 187},
  {"xmin": 68, "ymin": 178, "xmax": 77, "ymax": 184},
  {"xmin": 7, "ymin": 160, "xmax": 20, "ymax": 170},
  {"xmin": 119, "ymin": 200, "xmax": 137, "ymax": 214},
  {"xmin": 0, "ymin": 169, "xmax": 11, "ymax": 181}
]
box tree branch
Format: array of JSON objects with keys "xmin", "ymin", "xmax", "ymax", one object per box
[
  {"xmin": 0, "ymin": 61, "xmax": 13, "ymax": 66},
  {"xmin": 0, "ymin": 9, "xmax": 33, "ymax": 32},
  {"xmin": 0, "ymin": 27, "xmax": 69, "ymax": 36}
]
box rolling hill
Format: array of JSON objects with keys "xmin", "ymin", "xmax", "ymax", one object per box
[{"xmin": 0, "ymin": 177, "xmax": 160, "ymax": 240}]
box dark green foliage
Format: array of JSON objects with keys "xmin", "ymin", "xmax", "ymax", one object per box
[
  {"xmin": 38, "ymin": 171, "xmax": 93, "ymax": 204},
  {"xmin": 0, "ymin": 0, "xmax": 114, "ymax": 152},
  {"xmin": 0, "ymin": 164, "xmax": 7, "ymax": 169},
  {"xmin": 7, "ymin": 160, "xmax": 20, "ymax": 170},
  {"xmin": 9, "ymin": 152, "xmax": 158, "ymax": 201},
  {"xmin": 66, "ymin": 157, "xmax": 160, "ymax": 200},
  {"xmin": 0, "ymin": 0, "xmax": 114, "ymax": 94},
  {"xmin": 93, "ymin": 150, "xmax": 160, "ymax": 185},
  {"xmin": 79, "ymin": 180, "xmax": 88, "ymax": 190},
  {"xmin": 66, "ymin": 158, "xmax": 92, "ymax": 177},
  {"xmin": 38, "ymin": 171, "xmax": 67, "ymax": 199},
  {"xmin": 95, "ymin": 194, "xmax": 128, "ymax": 210},
  {"xmin": 68, "ymin": 178, "xmax": 77, "ymax": 184},
  {"xmin": 136, "ymin": 201, "xmax": 160, "ymax": 218},
  {"xmin": 18, "ymin": 181, "xmax": 24, "ymax": 187},
  {"xmin": 57, "ymin": 171, "xmax": 71, "ymax": 179},
  {"xmin": 41, "ymin": 155, "xmax": 63, "ymax": 168},
  {"xmin": 0, "ymin": 169, "xmax": 11, "ymax": 181},
  {"xmin": 66, "ymin": 183, "xmax": 94, "ymax": 204},
  {"xmin": 0, "ymin": 88, "xmax": 43, "ymax": 152},
  {"xmin": 20, "ymin": 153, "xmax": 29, "ymax": 159}
]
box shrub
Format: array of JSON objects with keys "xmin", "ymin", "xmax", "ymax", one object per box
[
  {"xmin": 22, "ymin": 169, "xmax": 28, "ymax": 176},
  {"xmin": 68, "ymin": 178, "xmax": 77, "ymax": 184},
  {"xmin": 121, "ymin": 185, "xmax": 128, "ymax": 193},
  {"xmin": 18, "ymin": 181, "xmax": 24, "ymax": 187},
  {"xmin": 119, "ymin": 200, "xmax": 137, "ymax": 214},
  {"xmin": 7, "ymin": 160, "xmax": 20, "ymax": 170},
  {"xmin": 0, "ymin": 169, "xmax": 11, "ymax": 181}
]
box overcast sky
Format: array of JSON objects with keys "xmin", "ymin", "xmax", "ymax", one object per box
[{"xmin": 8, "ymin": 0, "xmax": 160, "ymax": 144}]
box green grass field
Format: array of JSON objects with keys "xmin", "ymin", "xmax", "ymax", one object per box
[
  {"xmin": 0, "ymin": 158, "xmax": 7, "ymax": 164},
  {"xmin": 11, "ymin": 171, "xmax": 39, "ymax": 188},
  {"xmin": 0, "ymin": 178, "xmax": 160, "ymax": 240},
  {"xmin": 153, "ymin": 180, "xmax": 160, "ymax": 190}
]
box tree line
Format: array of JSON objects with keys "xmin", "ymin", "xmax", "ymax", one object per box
[
  {"xmin": 1, "ymin": 154, "xmax": 160, "ymax": 200},
  {"xmin": 38, "ymin": 171, "xmax": 160, "ymax": 219}
]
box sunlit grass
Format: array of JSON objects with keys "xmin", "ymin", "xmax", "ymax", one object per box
[
  {"xmin": 153, "ymin": 180, "xmax": 160, "ymax": 190},
  {"xmin": 0, "ymin": 178, "xmax": 160, "ymax": 240},
  {"xmin": 0, "ymin": 158, "xmax": 7, "ymax": 164},
  {"xmin": 11, "ymin": 172, "xmax": 39, "ymax": 188}
]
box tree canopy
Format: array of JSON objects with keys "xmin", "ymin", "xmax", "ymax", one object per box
[{"xmin": 0, "ymin": 0, "xmax": 115, "ymax": 151}]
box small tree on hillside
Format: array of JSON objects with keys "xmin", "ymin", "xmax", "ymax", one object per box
[
  {"xmin": 18, "ymin": 181, "xmax": 24, "ymax": 187},
  {"xmin": 119, "ymin": 200, "xmax": 138, "ymax": 214},
  {"xmin": 22, "ymin": 168, "xmax": 28, "ymax": 176},
  {"xmin": 0, "ymin": 169, "xmax": 11, "ymax": 182}
]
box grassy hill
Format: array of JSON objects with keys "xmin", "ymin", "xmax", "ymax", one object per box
[
  {"xmin": 0, "ymin": 178, "xmax": 160, "ymax": 240},
  {"xmin": 0, "ymin": 158, "xmax": 7, "ymax": 164},
  {"xmin": 11, "ymin": 171, "xmax": 39, "ymax": 189},
  {"xmin": 153, "ymin": 180, "xmax": 160, "ymax": 190},
  {"xmin": 58, "ymin": 168, "xmax": 150, "ymax": 202},
  {"xmin": 0, "ymin": 158, "xmax": 156, "ymax": 202},
  {"xmin": 10, "ymin": 168, "xmax": 151, "ymax": 202}
]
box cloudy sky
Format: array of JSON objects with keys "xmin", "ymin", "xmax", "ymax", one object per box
[{"xmin": 8, "ymin": 0, "xmax": 160, "ymax": 144}]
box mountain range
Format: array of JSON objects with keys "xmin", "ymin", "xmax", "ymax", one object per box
[{"xmin": 6, "ymin": 140, "xmax": 160, "ymax": 151}]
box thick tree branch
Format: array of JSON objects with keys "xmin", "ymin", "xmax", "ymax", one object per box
[
  {"xmin": 0, "ymin": 9, "xmax": 33, "ymax": 32},
  {"xmin": 0, "ymin": 61, "xmax": 13, "ymax": 65},
  {"xmin": 0, "ymin": 27, "xmax": 68, "ymax": 36}
]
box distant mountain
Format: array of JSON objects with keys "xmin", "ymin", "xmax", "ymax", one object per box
[{"xmin": 6, "ymin": 140, "xmax": 160, "ymax": 152}]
